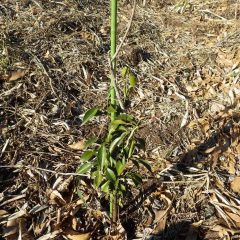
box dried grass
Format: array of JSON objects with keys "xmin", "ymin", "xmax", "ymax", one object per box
[{"xmin": 0, "ymin": 0, "xmax": 240, "ymax": 239}]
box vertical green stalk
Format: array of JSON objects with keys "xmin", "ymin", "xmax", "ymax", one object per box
[
  {"xmin": 110, "ymin": 0, "xmax": 117, "ymax": 121},
  {"xmin": 109, "ymin": 193, "xmax": 114, "ymax": 222},
  {"xmin": 110, "ymin": 0, "xmax": 118, "ymax": 223},
  {"xmin": 110, "ymin": 191, "xmax": 118, "ymax": 223}
]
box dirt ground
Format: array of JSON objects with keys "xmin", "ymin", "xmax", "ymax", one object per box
[{"xmin": 0, "ymin": 0, "xmax": 240, "ymax": 239}]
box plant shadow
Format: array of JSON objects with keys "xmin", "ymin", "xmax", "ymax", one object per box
[{"xmin": 121, "ymin": 111, "xmax": 240, "ymax": 239}]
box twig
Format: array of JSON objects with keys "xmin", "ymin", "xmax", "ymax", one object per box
[
  {"xmin": 1, "ymin": 138, "xmax": 9, "ymax": 155},
  {"xmin": 0, "ymin": 194, "xmax": 26, "ymax": 207},
  {"xmin": 0, "ymin": 84, "xmax": 22, "ymax": 97},
  {"xmin": 32, "ymin": 0, "xmax": 43, "ymax": 9},
  {"xmin": 108, "ymin": 57, "xmax": 125, "ymax": 110},
  {"xmin": 27, "ymin": 51, "xmax": 58, "ymax": 98},
  {"xmin": 199, "ymin": 9, "xmax": 228, "ymax": 21},
  {"xmin": 0, "ymin": 165, "xmax": 87, "ymax": 177},
  {"xmin": 34, "ymin": 55, "xmax": 57, "ymax": 96}
]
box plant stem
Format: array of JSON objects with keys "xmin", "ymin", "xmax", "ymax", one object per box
[
  {"xmin": 110, "ymin": 0, "xmax": 119, "ymax": 224},
  {"xmin": 110, "ymin": 0, "xmax": 117, "ymax": 121},
  {"xmin": 112, "ymin": 192, "xmax": 118, "ymax": 223},
  {"xmin": 110, "ymin": 191, "xmax": 118, "ymax": 223},
  {"xmin": 109, "ymin": 192, "xmax": 113, "ymax": 221}
]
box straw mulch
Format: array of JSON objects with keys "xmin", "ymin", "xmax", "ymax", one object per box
[{"xmin": 0, "ymin": 0, "xmax": 240, "ymax": 239}]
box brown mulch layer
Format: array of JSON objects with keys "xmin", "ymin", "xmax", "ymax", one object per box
[{"xmin": 0, "ymin": 0, "xmax": 240, "ymax": 239}]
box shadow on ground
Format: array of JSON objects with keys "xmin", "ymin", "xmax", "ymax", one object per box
[{"xmin": 121, "ymin": 112, "xmax": 240, "ymax": 239}]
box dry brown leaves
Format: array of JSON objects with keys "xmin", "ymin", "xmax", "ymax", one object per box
[
  {"xmin": 64, "ymin": 230, "xmax": 91, "ymax": 240},
  {"xmin": 230, "ymin": 177, "xmax": 240, "ymax": 194},
  {"xmin": 0, "ymin": 0, "xmax": 240, "ymax": 239},
  {"xmin": 0, "ymin": 69, "xmax": 28, "ymax": 81},
  {"xmin": 68, "ymin": 140, "xmax": 86, "ymax": 151}
]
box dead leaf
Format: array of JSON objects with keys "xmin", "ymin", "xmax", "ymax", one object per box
[
  {"xmin": 230, "ymin": 177, "xmax": 240, "ymax": 193},
  {"xmin": 47, "ymin": 189, "xmax": 66, "ymax": 205},
  {"xmin": 8, "ymin": 209, "xmax": 26, "ymax": 221},
  {"xmin": 212, "ymin": 175, "xmax": 225, "ymax": 191},
  {"xmin": 57, "ymin": 176, "xmax": 73, "ymax": 193},
  {"xmin": 204, "ymin": 225, "xmax": 231, "ymax": 240},
  {"xmin": 205, "ymin": 224, "xmax": 240, "ymax": 240},
  {"xmin": 152, "ymin": 193, "xmax": 172, "ymax": 234},
  {"xmin": 210, "ymin": 193, "xmax": 233, "ymax": 228},
  {"xmin": 65, "ymin": 230, "xmax": 91, "ymax": 240},
  {"xmin": 227, "ymin": 156, "xmax": 236, "ymax": 175},
  {"xmin": 209, "ymin": 102, "xmax": 225, "ymax": 113},
  {"xmin": 3, "ymin": 218, "xmax": 18, "ymax": 240},
  {"xmin": 7, "ymin": 69, "xmax": 27, "ymax": 81},
  {"xmin": 205, "ymin": 146, "xmax": 216, "ymax": 154},
  {"xmin": 153, "ymin": 210, "xmax": 167, "ymax": 233},
  {"xmin": 3, "ymin": 217, "xmax": 30, "ymax": 240},
  {"xmin": 36, "ymin": 230, "xmax": 61, "ymax": 240},
  {"xmin": 180, "ymin": 109, "xmax": 189, "ymax": 128},
  {"xmin": 71, "ymin": 217, "xmax": 78, "ymax": 231},
  {"xmin": 211, "ymin": 225, "xmax": 235, "ymax": 234},
  {"xmin": 68, "ymin": 140, "xmax": 86, "ymax": 150},
  {"xmin": 0, "ymin": 209, "xmax": 8, "ymax": 216},
  {"xmin": 225, "ymin": 211, "xmax": 240, "ymax": 228}
]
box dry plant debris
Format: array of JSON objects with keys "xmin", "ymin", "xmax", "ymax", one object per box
[{"xmin": 0, "ymin": 0, "xmax": 240, "ymax": 239}]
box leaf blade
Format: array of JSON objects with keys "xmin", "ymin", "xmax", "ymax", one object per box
[
  {"xmin": 81, "ymin": 150, "xmax": 95, "ymax": 161},
  {"xmin": 116, "ymin": 161, "xmax": 125, "ymax": 176},
  {"xmin": 81, "ymin": 107, "xmax": 99, "ymax": 126},
  {"xmin": 106, "ymin": 168, "xmax": 116, "ymax": 182},
  {"xmin": 101, "ymin": 180, "xmax": 110, "ymax": 193},
  {"xmin": 93, "ymin": 170, "xmax": 103, "ymax": 188},
  {"xmin": 84, "ymin": 137, "xmax": 98, "ymax": 149},
  {"xmin": 138, "ymin": 159, "xmax": 152, "ymax": 172},
  {"xmin": 77, "ymin": 162, "xmax": 93, "ymax": 174},
  {"xmin": 97, "ymin": 144, "xmax": 107, "ymax": 171},
  {"xmin": 109, "ymin": 131, "xmax": 129, "ymax": 154},
  {"xmin": 129, "ymin": 72, "xmax": 137, "ymax": 88}
]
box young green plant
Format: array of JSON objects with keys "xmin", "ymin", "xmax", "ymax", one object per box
[
  {"xmin": 77, "ymin": 111, "xmax": 151, "ymax": 223},
  {"xmin": 76, "ymin": 0, "xmax": 151, "ymax": 224}
]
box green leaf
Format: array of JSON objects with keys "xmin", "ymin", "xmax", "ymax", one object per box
[
  {"xmin": 77, "ymin": 162, "xmax": 93, "ymax": 174},
  {"xmin": 109, "ymin": 131, "xmax": 128, "ymax": 154},
  {"xmin": 128, "ymin": 172, "xmax": 142, "ymax": 186},
  {"xmin": 84, "ymin": 137, "xmax": 98, "ymax": 149},
  {"xmin": 109, "ymin": 156, "xmax": 116, "ymax": 167},
  {"xmin": 132, "ymin": 160, "xmax": 139, "ymax": 168},
  {"xmin": 81, "ymin": 150, "xmax": 95, "ymax": 161},
  {"xmin": 116, "ymin": 114, "xmax": 134, "ymax": 123},
  {"xmin": 118, "ymin": 125, "xmax": 127, "ymax": 132},
  {"xmin": 110, "ymin": 120, "xmax": 128, "ymax": 133},
  {"xmin": 101, "ymin": 180, "xmax": 110, "ymax": 193},
  {"xmin": 81, "ymin": 107, "xmax": 99, "ymax": 126},
  {"xmin": 93, "ymin": 170, "xmax": 103, "ymax": 188},
  {"xmin": 119, "ymin": 183, "xmax": 126, "ymax": 192},
  {"xmin": 116, "ymin": 161, "xmax": 125, "ymax": 175},
  {"xmin": 121, "ymin": 66, "xmax": 128, "ymax": 78},
  {"xmin": 97, "ymin": 144, "xmax": 107, "ymax": 171},
  {"xmin": 107, "ymin": 105, "xmax": 117, "ymax": 114},
  {"xmin": 111, "ymin": 119, "xmax": 127, "ymax": 126},
  {"xmin": 129, "ymin": 72, "xmax": 137, "ymax": 88},
  {"xmin": 128, "ymin": 139, "xmax": 136, "ymax": 158},
  {"xmin": 106, "ymin": 168, "xmax": 116, "ymax": 182},
  {"xmin": 138, "ymin": 159, "xmax": 152, "ymax": 172}
]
